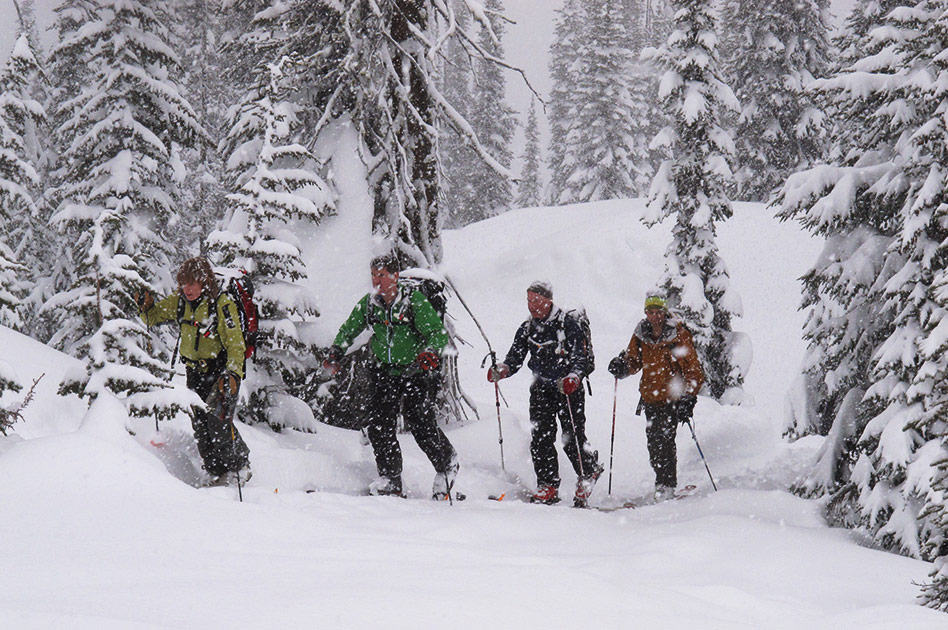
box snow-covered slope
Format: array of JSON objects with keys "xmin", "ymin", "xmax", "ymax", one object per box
[{"xmin": 1, "ymin": 201, "xmax": 944, "ymax": 628}]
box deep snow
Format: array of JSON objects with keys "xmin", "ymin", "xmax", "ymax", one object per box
[{"xmin": 1, "ymin": 199, "xmax": 945, "ymax": 629}]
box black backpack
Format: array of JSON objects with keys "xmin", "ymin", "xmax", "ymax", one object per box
[
  {"xmin": 558, "ymin": 307, "xmax": 595, "ymax": 378},
  {"xmin": 401, "ymin": 276, "xmax": 448, "ymax": 320}
]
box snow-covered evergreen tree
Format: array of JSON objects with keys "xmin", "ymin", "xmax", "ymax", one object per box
[
  {"xmin": 643, "ymin": 0, "xmax": 747, "ymax": 402},
  {"xmin": 628, "ymin": 1, "xmax": 669, "ymax": 195},
  {"xmin": 174, "ymin": 0, "xmax": 230, "ymax": 253},
  {"xmin": 547, "ymin": 0, "xmax": 585, "ymax": 205},
  {"xmin": 921, "ymin": 447, "xmax": 948, "ymax": 609},
  {"xmin": 721, "ymin": 0, "xmax": 832, "ymax": 201},
  {"xmin": 464, "ymin": 0, "xmax": 515, "ymax": 222},
  {"xmin": 0, "ymin": 360, "xmax": 23, "ymax": 435},
  {"xmin": 302, "ymin": 0, "xmax": 510, "ymax": 265},
  {"xmin": 0, "ymin": 34, "xmax": 45, "ymax": 332},
  {"xmin": 12, "ymin": 0, "xmax": 42, "ymax": 55},
  {"xmin": 47, "ymin": 0, "xmax": 205, "ymax": 420},
  {"xmin": 210, "ymin": 57, "xmax": 333, "ymax": 427},
  {"xmin": 439, "ymin": 1, "xmax": 480, "ymax": 228},
  {"xmin": 779, "ymin": 0, "xmax": 948, "ymax": 569},
  {"xmin": 514, "ymin": 98, "xmax": 543, "ymax": 208},
  {"xmin": 548, "ymin": 0, "xmax": 638, "ymax": 204},
  {"xmin": 36, "ymin": 0, "xmax": 98, "ymax": 343},
  {"xmin": 775, "ymin": 0, "xmax": 916, "ymax": 477}
]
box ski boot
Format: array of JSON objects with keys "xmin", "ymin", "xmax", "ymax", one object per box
[
  {"xmin": 530, "ymin": 484, "xmax": 561, "ymax": 505},
  {"xmin": 369, "ymin": 476, "xmax": 405, "ymax": 498}
]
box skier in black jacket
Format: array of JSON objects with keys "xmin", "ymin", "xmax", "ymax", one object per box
[{"xmin": 488, "ymin": 281, "xmax": 603, "ymax": 506}]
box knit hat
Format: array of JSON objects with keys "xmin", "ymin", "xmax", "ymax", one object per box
[
  {"xmin": 527, "ymin": 281, "xmax": 553, "ymax": 299},
  {"xmin": 644, "ymin": 294, "xmax": 667, "ymax": 311}
]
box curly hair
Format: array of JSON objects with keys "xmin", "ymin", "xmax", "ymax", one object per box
[{"xmin": 176, "ymin": 257, "xmax": 220, "ymax": 298}]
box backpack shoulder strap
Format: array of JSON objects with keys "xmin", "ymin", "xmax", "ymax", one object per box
[{"xmin": 175, "ymin": 294, "xmax": 186, "ymax": 323}]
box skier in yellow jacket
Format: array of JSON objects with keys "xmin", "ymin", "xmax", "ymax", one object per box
[{"xmin": 139, "ymin": 257, "xmax": 250, "ymax": 485}]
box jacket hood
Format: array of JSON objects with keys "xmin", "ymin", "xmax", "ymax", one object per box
[{"xmin": 633, "ymin": 317, "xmax": 679, "ymax": 344}]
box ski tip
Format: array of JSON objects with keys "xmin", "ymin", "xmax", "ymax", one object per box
[
  {"xmin": 488, "ymin": 493, "xmax": 506, "ymax": 501},
  {"xmin": 149, "ymin": 439, "xmax": 166, "ymax": 448}
]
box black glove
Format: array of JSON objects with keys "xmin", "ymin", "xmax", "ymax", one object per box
[
  {"xmin": 675, "ymin": 395, "xmax": 697, "ymax": 423},
  {"xmin": 608, "ymin": 355, "xmax": 627, "ymax": 379},
  {"xmin": 323, "ymin": 345, "xmax": 344, "ymax": 376},
  {"xmin": 134, "ymin": 289, "xmax": 154, "ymax": 313}
]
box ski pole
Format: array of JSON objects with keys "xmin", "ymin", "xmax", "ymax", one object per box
[
  {"xmin": 482, "ymin": 351, "xmax": 506, "ymax": 471},
  {"xmin": 564, "ymin": 390, "xmax": 585, "ymax": 481},
  {"xmin": 231, "ymin": 420, "xmax": 243, "ymax": 502},
  {"xmin": 443, "ymin": 273, "xmax": 496, "ymax": 358},
  {"xmin": 494, "ymin": 370, "xmax": 505, "ymax": 472},
  {"xmin": 444, "ymin": 470, "xmax": 454, "ymax": 505},
  {"xmin": 608, "ymin": 378, "xmax": 617, "ymax": 495},
  {"xmin": 685, "ymin": 418, "xmax": 717, "ymax": 491},
  {"xmin": 219, "ymin": 386, "xmax": 243, "ymax": 502}
]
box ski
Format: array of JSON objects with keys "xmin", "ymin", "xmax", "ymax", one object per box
[
  {"xmin": 673, "ymin": 484, "xmax": 698, "ymax": 499},
  {"xmin": 434, "ymin": 491, "xmax": 467, "ymax": 502},
  {"xmin": 583, "ymin": 501, "xmax": 638, "ymax": 513},
  {"xmin": 580, "ymin": 484, "xmax": 699, "ymax": 512}
]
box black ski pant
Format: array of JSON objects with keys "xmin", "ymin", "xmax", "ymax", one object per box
[
  {"xmin": 643, "ymin": 401, "xmax": 685, "ymax": 488},
  {"xmin": 366, "ymin": 365, "xmax": 456, "ymax": 481},
  {"xmin": 187, "ymin": 357, "xmax": 250, "ymax": 477},
  {"xmin": 529, "ymin": 379, "xmax": 599, "ymax": 488}
]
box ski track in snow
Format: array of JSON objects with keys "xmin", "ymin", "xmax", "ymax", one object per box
[{"xmin": 1, "ymin": 201, "xmax": 944, "ymax": 628}]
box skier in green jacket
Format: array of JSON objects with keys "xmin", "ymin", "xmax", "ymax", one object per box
[
  {"xmin": 138, "ymin": 256, "xmax": 250, "ymax": 486},
  {"xmin": 324, "ymin": 253, "xmax": 458, "ymax": 499}
]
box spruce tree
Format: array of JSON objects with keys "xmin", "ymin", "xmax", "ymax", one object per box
[
  {"xmin": 37, "ymin": 0, "xmax": 98, "ymax": 343},
  {"xmin": 563, "ymin": 0, "xmax": 638, "ymax": 203},
  {"xmin": 439, "ymin": 1, "xmax": 480, "ymax": 228},
  {"xmin": 775, "ymin": 0, "xmax": 914, "ymax": 490},
  {"xmin": 48, "ymin": 0, "xmax": 205, "ymax": 420},
  {"xmin": 12, "ymin": 0, "xmax": 42, "ymax": 55},
  {"xmin": 210, "ymin": 57, "xmax": 333, "ymax": 428},
  {"xmin": 303, "ymin": 0, "xmax": 511, "ymax": 265},
  {"xmin": 0, "ymin": 34, "xmax": 45, "ymax": 332},
  {"xmin": 0, "ymin": 362, "xmax": 23, "ymax": 435},
  {"xmin": 547, "ymin": 0, "xmax": 586, "ymax": 205},
  {"xmin": 464, "ymin": 0, "xmax": 515, "ymax": 221},
  {"xmin": 643, "ymin": 0, "xmax": 747, "ymax": 402},
  {"xmin": 627, "ymin": 2, "xmax": 668, "ymax": 195},
  {"xmin": 514, "ymin": 98, "xmax": 543, "ymax": 209},
  {"xmin": 721, "ymin": 0, "xmax": 832, "ymax": 201},
  {"xmin": 174, "ymin": 0, "xmax": 229, "ymax": 252},
  {"xmin": 778, "ymin": 0, "xmax": 948, "ymax": 568}
]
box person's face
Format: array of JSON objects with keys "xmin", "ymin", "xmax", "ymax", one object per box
[
  {"xmin": 527, "ymin": 291, "xmax": 553, "ymax": 320},
  {"xmin": 371, "ymin": 267, "xmax": 399, "ymax": 301},
  {"xmin": 180, "ymin": 281, "xmax": 203, "ymax": 302},
  {"xmin": 645, "ymin": 307, "xmax": 666, "ymax": 328}
]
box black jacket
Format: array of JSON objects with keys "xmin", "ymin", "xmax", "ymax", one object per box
[{"xmin": 503, "ymin": 307, "xmax": 587, "ymax": 381}]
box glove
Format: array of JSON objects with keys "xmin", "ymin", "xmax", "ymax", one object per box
[
  {"xmin": 487, "ymin": 363, "xmax": 510, "ymax": 383},
  {"xmin": 608, "ymin": 355, "xmax": 626, "ymax": 378},
  {"xmin": 416, "ymin": 350, "xmax": 440, "ymax": 371},
  {"xmin": 322, "ymin": 345, "xmax": 343, "ymax": 375},
  {"xmin": 326, "ymin": 345, "xmax": 343, "ymax": 363},
  {"xmin": 675, "ymin": 395, "xmax": 697, "ymax": 423},
  {"xmin": 134, "ymin": 289, "xmax": 154, "ymax": 313},
  {"xmin": 559, "ymin": 374, "xmax": 580, "ymax": 396},
  {"xmin": 217, "ymin": 372, "xmax": 240, "ymax": 396}
]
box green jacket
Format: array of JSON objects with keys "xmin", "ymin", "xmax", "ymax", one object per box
[
  {"xmin": 143, "ymin": 292, "xmax": 246, "ymax": 378},
  {"xmin": 334, "ymin": 284, "xmax": 448, "ymax": 369}
]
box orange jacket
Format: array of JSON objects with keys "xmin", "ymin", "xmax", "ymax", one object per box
[{"xmin": 622, "ymin": 318, "xmax": 704, "ymax": 404}]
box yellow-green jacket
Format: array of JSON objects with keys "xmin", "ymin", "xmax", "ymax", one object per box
[{"xmin": 143, "ymin": 293, "xmax": 246, "ymax": 377}]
